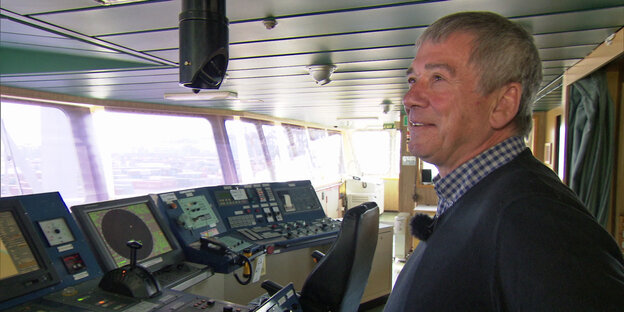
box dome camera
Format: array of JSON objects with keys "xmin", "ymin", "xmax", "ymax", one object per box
[{"xmin": 307, "ymin": 65, "xmax": 336, "ymax": 86}]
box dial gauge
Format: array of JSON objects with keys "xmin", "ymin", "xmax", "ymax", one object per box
[{"xmin": 39, "ymin": 217, "xmax": 75, "ymax": 246}]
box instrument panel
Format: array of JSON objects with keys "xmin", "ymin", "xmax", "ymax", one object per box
[
  {"xmin": 153, "ymin": 180, "xmax": 341, "ymax": 272},
  {"xmin": 2, "ymin": 180, "xmax": 329, "ymax": 311}
]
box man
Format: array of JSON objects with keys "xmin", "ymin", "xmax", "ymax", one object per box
[{"xmin": 384, "ymin": 11, "xmax": 624, "ymax": 311}]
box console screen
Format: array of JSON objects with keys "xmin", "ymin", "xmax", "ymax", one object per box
[
  {"xmin": 86, "ymin": 202, "xmax": 173, "ymax": 268},
  {"xmin": 0, "ymin": 211, "xmax": 40, "ymax": 280}
]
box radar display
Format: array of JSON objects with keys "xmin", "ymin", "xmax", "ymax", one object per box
[{"xmin": 87, "ymin": 203, "xmax": 172, "ymax": 267}]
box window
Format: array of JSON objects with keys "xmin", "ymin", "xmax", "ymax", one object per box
[
  {"xmin": 308, "ymin": 129, "xmax": 344, "ymax": 184},
  {"xmin": 284, "ymin": 125, "xmax": 316, "ymax": 181},
  {"xmin": 351, "ymin": 130, "xmax": 393, "ymax": 176},
  {"xmin": 262, "ymin": 124, "xmax": 314, "ymax": 182},
  {"xmin": 1, "ymin": 100, "xmax": 346, "ymax": 205},
  {"xmin": 1, "ymin": 103, "xmax": 86, "ymax": 206},
  {"xmin": 225, "ymin": 119, "xmax": 271, "ymax": 183},
  {"xmin": 390, "ymin": 130, "xmax": 401, "ymax": 177},
  {"xmin": 262, "ymin": 123, "xmax": 288, "ymax": 180},
  {"xmin": 93, "ymin": 110, "xmax": 224, "ymax": 197}
]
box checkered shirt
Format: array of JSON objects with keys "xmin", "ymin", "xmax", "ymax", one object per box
[{"xmin": 433, "ymin": 136, "xmax": 527, "ymax": 217}]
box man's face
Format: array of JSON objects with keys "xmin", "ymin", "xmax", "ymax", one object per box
[{"xmin": 404, "ymin": 32, "xmax": 499, "ymax": 177}]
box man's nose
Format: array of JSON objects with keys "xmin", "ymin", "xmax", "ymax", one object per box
[{"xmin": 403, "ymin": 83, "xmax": 427, "ymax": 112}]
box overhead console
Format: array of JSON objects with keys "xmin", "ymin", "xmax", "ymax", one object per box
[{"xmin": 153, "ymin": 180, "xmax": 341, "ymax": 273}]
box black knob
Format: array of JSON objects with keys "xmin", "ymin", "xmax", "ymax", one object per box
[{"xmin": 127, "ymin": 240, "xmax": 143, "ymax": 249}]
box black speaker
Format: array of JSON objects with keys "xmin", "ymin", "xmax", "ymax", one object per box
[{"xmin": 179, "ymin": 0, "xmax": 228, "ymax": 90}]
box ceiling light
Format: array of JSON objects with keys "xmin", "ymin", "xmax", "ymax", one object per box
[
  {"xmin": 307, "ymin": 65, "xmax": 336, "ymax": 85},
  {"xmin": 164, "ymin": 91, "xmax": 238, "ymax": 101}
]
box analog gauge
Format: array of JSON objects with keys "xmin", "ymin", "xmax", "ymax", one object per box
[{"xmin": 39, "ymin": 218, "xmax": 75, "ymax": 246}]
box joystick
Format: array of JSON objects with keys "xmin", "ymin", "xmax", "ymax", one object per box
[{"xmin": 98, "ymin": 240, "xmax": 161, "ymax": 298}]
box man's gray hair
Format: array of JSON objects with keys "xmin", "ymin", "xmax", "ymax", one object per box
[{"xmin": 417, "ymin": 11, "xmax": 542, "ymax": 136}]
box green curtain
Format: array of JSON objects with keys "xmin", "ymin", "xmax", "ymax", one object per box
[{"xmin": 566, "ymin": 68, "xmax": 615, "ymax": 228}]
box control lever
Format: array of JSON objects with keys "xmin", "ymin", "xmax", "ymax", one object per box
[
  {"xmin": 128, "ymin": 240, "xmax": 141, "ymax": 268},
  {"xmin": 98, "ymin": 240, "xmax": 161, "ymax": 298}
]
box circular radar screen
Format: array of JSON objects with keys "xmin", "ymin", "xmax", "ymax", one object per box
[{"xmin": 101, "ymin": 209, "xmax": 153, "ymax": 261}]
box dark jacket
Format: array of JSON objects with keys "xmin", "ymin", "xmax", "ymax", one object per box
[{"xmin": 384, "ymin": 150, "xmax": 624, "ymax": 311}]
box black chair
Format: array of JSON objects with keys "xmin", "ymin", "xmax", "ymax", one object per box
[{"xmin": 261, "ymin": 201, "xmax": 380, "ymax": 312}]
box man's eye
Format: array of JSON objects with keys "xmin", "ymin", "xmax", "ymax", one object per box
[
  {"xmin": 407, "ymin": 77, "xmax": 416, "ymax": 84},
  {"xmin": 433, "ymin": 75, "xmax": 444, "ymax": 81}
]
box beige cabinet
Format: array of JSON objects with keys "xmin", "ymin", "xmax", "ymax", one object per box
[{"xmin": 361, "ymin": 223, "xmax": 394, "ymax": 303}]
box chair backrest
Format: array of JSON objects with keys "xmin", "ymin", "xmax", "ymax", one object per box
[{"xmin": 299, "ymin": 202, "xmax": 380, "ymax": 312}]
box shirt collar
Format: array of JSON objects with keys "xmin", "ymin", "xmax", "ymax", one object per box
[{"xmin": 433, "ymin": 136, "xmax": 527, "ymax": 216}]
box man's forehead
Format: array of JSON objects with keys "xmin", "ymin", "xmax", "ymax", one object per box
[
  {"xmin": 406, "ymin": 62, "xmax": 457, "ymax": 77},
  {"xmin": 406, "ymin": 33, "xmax": 475, "ymax": 75},
  {"xmin": 419, "ymin": 30, "xmax": 476, "ymax": 46},
  {"xmin": 415, "ymin": 32, "xmax": 476, "ymax": 56},
  {"xmin": 426, "ymin": 63, "xmax": 455, "ymax": 74}
]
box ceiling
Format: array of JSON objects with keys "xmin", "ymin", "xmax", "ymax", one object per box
[{"xmin": 1, "ymin": 0, "xmax": 622, "ymax": 129}]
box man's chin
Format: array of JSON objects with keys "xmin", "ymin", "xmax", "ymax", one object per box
[{"xmin": 408, "ymin": 145, "xmax": 430, "ymax": 160}]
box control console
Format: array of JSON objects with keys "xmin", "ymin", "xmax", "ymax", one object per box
[
  {"xmin": 1, "ymin": 192, "xmax": 292, "ymax": 312},
  {"xmin": 0, "ymin": 192, "xmax": 102, "ymax": 310},
  {"xmin": 153, "ymin": 180, "xmax": 341, "ymax": 273}
]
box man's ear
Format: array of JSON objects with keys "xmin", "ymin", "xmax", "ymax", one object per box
[{"xmin": 489, "ymin": 82, "xmax": 522, "ymax": 130}]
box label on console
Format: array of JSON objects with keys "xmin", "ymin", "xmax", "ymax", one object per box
[
  {"xmin": 160, "ymin": 193, "xmax": 178, "ymax": 203},
  {"xmin": 201, "ymin": 228, "xmax": 220, "ymax": 238},
  {"xmin": 230, "ymin": 189, "xmax": 247, "ymax": 200},
  {"xmin": 73, "ymin": 271, "xmax": 89, "ymax": 280},
  {"xmin": 57, "ymin": 243, "xmax": 74, "ymax": 253},
  {"xmin": 252, "ymin": 254, "xmax": 266, "ymax": 283},
  {"xmin": 180, "ymin": 190, "xmax": 195, "ymax": 197}
]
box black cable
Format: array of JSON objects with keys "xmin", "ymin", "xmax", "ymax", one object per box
[{"xmin": 233, "ymin": 253, "xmax": 252, "ymax": 285}]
